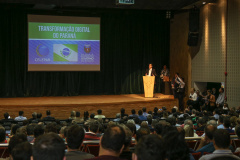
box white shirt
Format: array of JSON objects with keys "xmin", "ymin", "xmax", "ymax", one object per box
[
  {"xmin": 148, "ymin": 68, "xmax": 152, "ymax": 76},
  {"xmin": 176, "ymin": 77, "xmax": 185, "ymax": 88},
  {"xmin": 189, "ymin": 92, "xmax": 197, "ymax": 101}
]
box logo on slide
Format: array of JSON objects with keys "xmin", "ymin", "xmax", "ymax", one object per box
[
  {"xmin": 84, "ymin": 44, "xmax": 91, "ymax": 53},
  {"xmin": 61, "ymin": 48, "xmax": 71, "ymax": 58},
  {"xmin": 36, "ymin": 44, "xmax": 49, "ymax": 57},
  {"xmin": 53, "ymin": 44, "xmax": 78, "ymax": 62}
]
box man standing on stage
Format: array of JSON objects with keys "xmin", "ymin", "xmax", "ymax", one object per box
[
  {"xmin": 145, "ymin": 64, "xmax": 156, "ymax": 76},
  {"xmin": 160, "ymin": 65, "xmax": 170, "ymax": 93},
  {"xmin": 175, "ymin": 74, "xmax": 185, "ymax": 111}
]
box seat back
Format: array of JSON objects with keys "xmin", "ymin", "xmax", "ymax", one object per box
[
  {"xmin": 84, "ymin": 144, "xmax": 100, "ymax": 157},
  {"xmin": 191, "ymin": 152, "xmax": 201, "ymax": 160}
]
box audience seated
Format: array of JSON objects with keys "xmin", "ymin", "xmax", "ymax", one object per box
[
  {"xmin": 31, "ymin": 125, "xmax": 44, "ymax": 143},
  {"xmin": 42, "ymin": 110, "xmax": 55, "ymax": 121},
  {"xmin": 84, "ymin": 121, "xmax": 100, "ymax": 140},
  {"xmin": 120, "ymin": 108, "xmax": 128, "ymax": 118},
  {"xmin": 94, "ymin": 110, "xmax": 106, "ymax": 119},
  {"xmin": 196, "ymin": 124, "xmax": 217, "ymax": 154},
  {"xmin": 8, "ymin": 134, "xmax": 28, "ymax": 158},
  {"xmin": 69, "ymin": 110, "xmax": 76, "ymax": 120},
  {"xmin": 223, "ymin": 117, "xmax": 234, "ymax": 133},
  {"xmin": 26, "ymin": 124, "xmax": 35, "ymax": 142},
  {"xmin": 85, "ymin": 113, "xmax": 96, "ymax": 125},
  {"xmin": 132, "ymin": 134, "xmax": 163, "ymax": 160},
  {"xmin": 138, "ymin": 110, "xmax": 147, "ymax": 121},
  {"xmin": 85, "ymin": 125, "xmax": 126, "ymax": 160},
  {"xmin": 28, "ymin": 112, "xmax": 38, "ymax": 123},
  {"xmin": 33, "ymin": 133, "xmax": 65, "ymax": 160},
  {"xmin": 119, "ymin": 124, "xmax": 133, "ymax": 160},
  {"xmin": 136, "ymin": 127, "xmax": 150, "ymax": 143},
  {"xmin": 11, "ymin": 141, "xmax": 32, "ymax": 160},
  {"xmin": 66, "ymin": 124, "xmax": 94, "ymax": 160},
  {"xmin": 0, "ymin": 127, "xmax": 7, "ymax": 143},
  {"xmin": 72, "ymin": 111, "xmax": 84, "ymax": 124},
  {"xmin": 129, "ymin": 109, "xmax": 138, "ymax": 119},
  {"xmin": 142, "ymin": 107, "xmax": 148, "ymax": 117},
  {"xmin": 199, "ymin": 129, "xmax": 240, "ymax": 160},
  {"xmin": 1, "ymin": 112, "xmax": 15, "ymax": 124},
  {"xmin": 14, "ymin": 111, "xmax": 27, "ymax": 121}
]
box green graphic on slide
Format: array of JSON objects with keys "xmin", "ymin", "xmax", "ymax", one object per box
[
  {"xmin": 29, "ymin": 22, "xmax": 100, "ymax": 40},
  {"xmin": 53, "ymin": 44, "xmax": 78, "ymax": 62}
]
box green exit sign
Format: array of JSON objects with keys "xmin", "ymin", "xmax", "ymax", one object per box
[{"xmin": 117, "ymin": 0, "xmax": 134, "ymax": 5}]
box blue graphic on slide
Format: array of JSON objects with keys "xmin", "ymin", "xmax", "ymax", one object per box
[{"xmin": 28, "ymin": 40, "xmax": 100, "ymax": 65}]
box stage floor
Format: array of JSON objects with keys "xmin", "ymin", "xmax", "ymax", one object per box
[{"xmin": 0, "ymin": 94, "xmax": 178, "ymax": 119}]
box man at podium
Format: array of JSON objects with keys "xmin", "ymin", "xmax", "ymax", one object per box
[{"xmin": 145, "ymin": 64, "xmax": 156, "ymax": 76}]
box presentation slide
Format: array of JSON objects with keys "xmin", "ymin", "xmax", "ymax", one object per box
[{"xmin": 28, "ymin": 15, "xmax": 100, "ymax": 71}]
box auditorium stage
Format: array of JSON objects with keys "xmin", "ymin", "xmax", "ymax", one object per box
[{"xmin": 0, "ymin": 94, "xmax": 178, "ymax": 119}]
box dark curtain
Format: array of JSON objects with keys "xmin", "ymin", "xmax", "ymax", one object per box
[{"xmin": 0, "ymin": 7, "xmax": 169, "ymax": 97}]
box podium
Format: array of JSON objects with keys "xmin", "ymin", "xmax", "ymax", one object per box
[{"xmin": 143, "ymin": 76, "xmax": 155, "ymax": 98}]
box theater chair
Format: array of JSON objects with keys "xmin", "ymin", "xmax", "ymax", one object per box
[
  {"xmin": 232, "ymin": 139, "xmax": 240, "ymax": 151},
  {"xmin": 191, "ymin": 152, "xmax": 201, "ymax": 160},
  {"xmin": 84, "ymin": 144, "xmax": 100, "ymax": 157},
  {"xmin": 186, "ymin": 140, "xmax": 200, "ymax": 151}
]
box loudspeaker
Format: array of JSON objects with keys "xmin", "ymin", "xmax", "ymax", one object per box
[
  {"xmin": 189, "ymin": 9, "xmax": 200, "ymax": 32},
  {"xmin": 188, "ymin": 32, "xmax": 199, "ymax": 46}
]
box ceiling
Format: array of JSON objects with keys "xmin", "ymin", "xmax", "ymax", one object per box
[{"xmin": 0, "ymin": 0, "xmax": 204, "ymax": 11}]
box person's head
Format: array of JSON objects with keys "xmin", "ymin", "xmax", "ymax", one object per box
[
  {"xmin": 120, "ymin": 108, "xmax": 125, "ymax": 114},
  {"xmin": 0, "ymin": 127, "xmax": 6, "ymax": 143},
  {"xmin": 89, "ymin": 121, "xmax": 99, "ymax": 133},
  {"xmin": 218, "ymin": 115, "xmax": 224, "ymax": 124},
  {"xmin": 46, "ymin": 110, "xmax": 51, "ymax": 116},
  {"xmin": 32, "ymin": 112, "xmax": 37, "ymax": 119},
  {"xmin": 204, "ymin": 124, "xmax": 217, "ymax": 141},
  {"xmin": 126, "ymin": 123, "xmax": 136, "ymax": 136},
  {"xmin": 45, "ymin": 123, "xmax": 58, "ymax": 134},
  {"xmin": 116, "ymin": 113, "xmax": 121, "ymax": 119},
  {"xmin": 171, "ymin": 108, "xmax": 176, "ymax": 114},
  {"xmin": 66, "ymin": 124, "xmax": 85, "ymax": 150},
  {"xmin": 100, "ymin": 125, "xmax": 126, "ymax": 155},
  {"xmin": 134, "ymin": 117, "xmax": 140, "ymax": 124},
  {"xmin": 76, "ymin": 112, "xmax": 80, "ymax": 118},
  {"xmin": 119, "ymin": 124, "xmax": 132, "ymax": 150},
  {"xmin": 223, "ymin": 103, "xmax": 229, "ymax": 109},
  {"xmin": 37, "ymin": 113, "xmax": 42, "ymax": 119},
  {"xmin": 34, "ymin": 125, "xmax": 44, "ymax": 138},
  {"xmin": 207, "ymin": 120, "xmax": 218, "ymax": 128},
  {"xmin": 33, "ymin": 133, "xmax": 65, "ymax": 160},
  {"xmin": 4, "ymin": 112, "xmax": 9, "ymax": 119},
  {"xmin": 190, "ymin": 88, "xmax": 195, "ymax": 94},
  {"xmin": 19, "ymin": 111, "xmax": 24, "ymax": 116},
  {"xmin": 175, "ymin": 73, "xmax": 179, "ymax": 78},
  {"xmin": 219, "ymin": 87, "xmax": 224, "ymax": 93},
  {"xmin": 154, "ymin": 123, "xmax": 164, "ymax": 135},
  {"xmin": 136, "ymin": 127, "xmax": 150, "ymax": 142},
  {"xmin": 207, "ymin": 90, "xmax": 212, "ymax": 96},
  {"xmin": 138, "ymin": 110, "xmax": 143, "ymax": 116},
  {"xmin": 97, "ymin": 109, "xmax": 102, "ymax": 115},
  {"xmin": 213, "ymin": 129, "xmax": 230, "ymax": 149},
  {"xmin": 131, "ymin": 109, "xmax": 136, "ymax": 115},
  {"xmin": 26, "ymin": 125, "xmax": 35, "ymax": 136},
  {"xmin": 142, "ymin": 107, "xmax": 147, "ymax": 113},
  {"xmin": 184, "ymin": 119, "xmax": 193, "ymax": 126},
  {"xmin": 163, "ymin": 65, "xmax": 167, "ymax": 70},
  {"xmin": 223, "ymin": 117, "xmax": 231, "ymax": 128},
  {"xmin": 154, "ymin": 107, "xmax": 158, "ymax": 113},
  {"xmin": 163, "ymin": 130, "xmax": 189, "ymax": 160},
  {"xmin": 8, "ymin": 134, "xmax": 28, "ymax": 155},
  {"xmin": 149, "ymin": 64, "xmax": 153, "ymax": 69},
  {"xmin": 133, "ymin": 134, "xmax": 163, "ymax": 160},
  {"xmin": 11, "ymin": 142, "xmax": 32, "ymax": 160},
  {"xmin": 70, "ymin": 111, "xmax": 76, "ymax": 118},
  {"xmin": 212, "ymin": 88, "xmax": 216, "ymax": 93},
  {"xmin": 90, "ymin": 113, "xmax": 95, "ymax": 119},
  {"xmin": 12, "ymin": 125, "xmax": 21, "ymax": 136},
  {"xmin": 184, "ymin": 125, "xmax": 194, "ymax": 137}
]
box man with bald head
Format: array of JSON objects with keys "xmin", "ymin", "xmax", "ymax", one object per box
[
  {"xmin": 196, "ymin": 124, "xmax": 217, "ymax": 154},
  {"xmin": 86, "ymin": 125, "xmax": 126, "ymax": 160}
]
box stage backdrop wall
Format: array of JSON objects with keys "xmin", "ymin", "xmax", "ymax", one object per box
[{"xmin": 0, "ymin": 7, "xmax": 169, "ymax": 97}]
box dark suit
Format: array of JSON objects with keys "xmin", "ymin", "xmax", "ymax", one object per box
[
  {"xmin": 42, "ymin": 116, "xmax": 55, "ymax": 121},
  {"xmin": 145, "ymin": 68, "xmax": 157, "ymax": 76}
]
